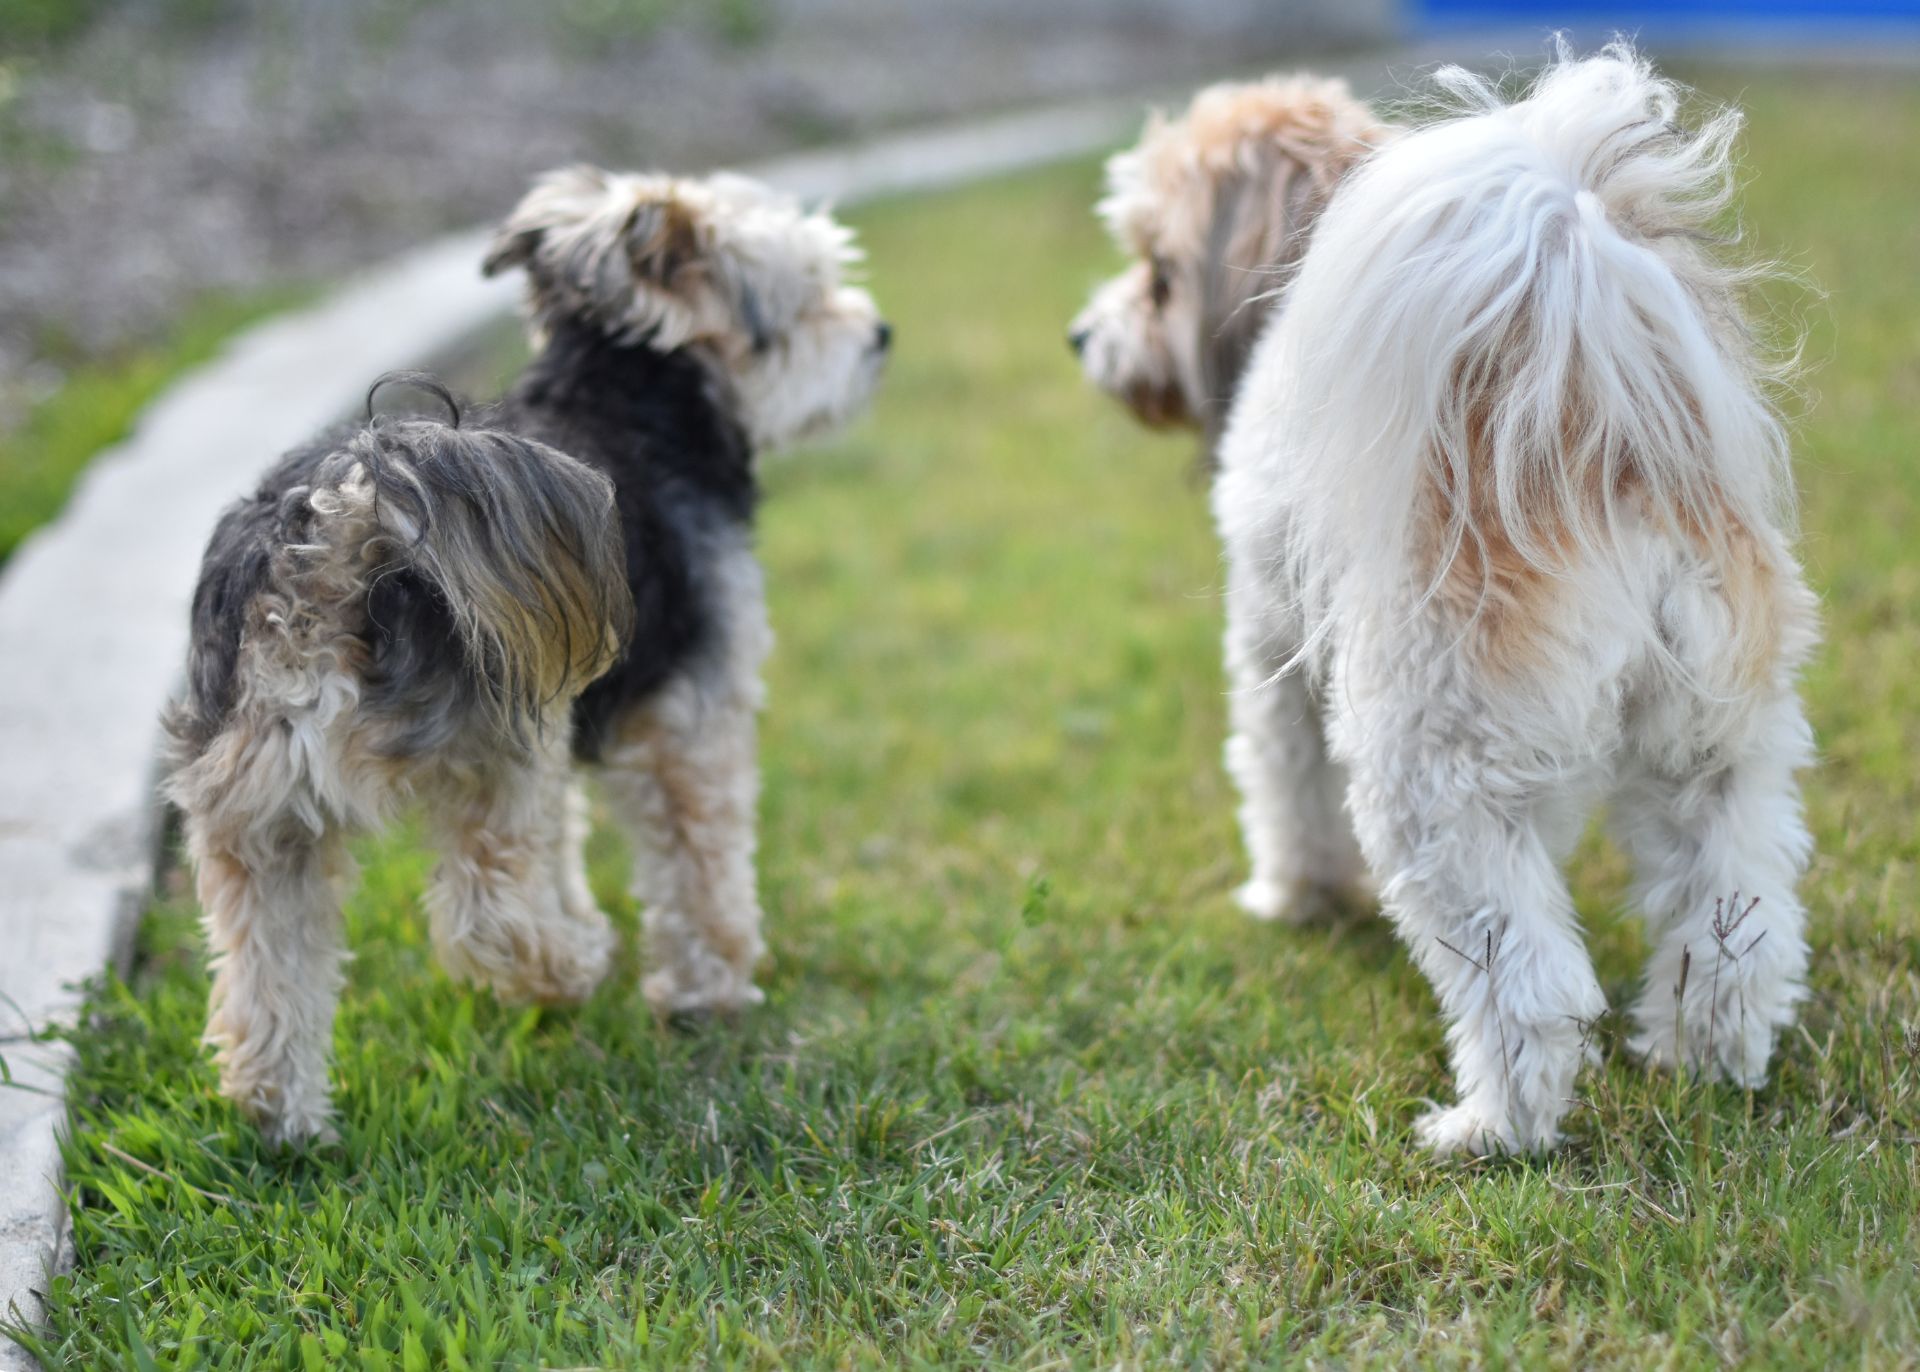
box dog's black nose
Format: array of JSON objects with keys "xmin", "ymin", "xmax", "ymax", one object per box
[
  {"xmin": 1068, "ymin": 327, "xmax": 1090, "ymax": 357},
  {"xmin": 874, "ymin": 321, "xmax": 893, "ymax": 352}
]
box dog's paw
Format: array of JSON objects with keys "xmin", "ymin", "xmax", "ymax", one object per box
[
  {"xmin": 439, "ymin": 904, "xmax": 617, "ymax": 1009},
  {"xmin": 253, "ymin": 1104, "xmax": 341, "ymax": 1152},
  {"xmin": 221, "ymin": 1060, "xmax": 340, "ymax": 1152},
  {"xmin": 488, "ymin": 914, "xmax": 617, "ymax": 1008},
  {"xmin": 1413, "ymin": 1103, "xmax": 1525, "ymax": 1158},
  {"xmin": 539, "ymin": 917, "xmax": 620, "ymax": 1006},
  {"xmin": 1235, "ymin": 878, "xmax": 1295, "ymax": 922},
  {"xmin": 1235, "ymin": 877, "xmax": 1368, "ymax": 925},
  {"xmin": 1628, "ymin": 1021, "xmax": 1773, "ymax": 1090},
  {"xmin": 642, "ymin": 968, "xmax": 765, "ymax": 1022}
]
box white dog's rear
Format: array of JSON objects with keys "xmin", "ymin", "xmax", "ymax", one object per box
[{"xmin": 1215, "ymin": 45, "xmax": 1818, "ymax": 1154}]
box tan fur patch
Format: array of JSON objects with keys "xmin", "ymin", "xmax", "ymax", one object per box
[
  {"xmin": 1113, "ymin": 74, "xmax": 1392, "ymax": 261},
  {"xmin": 1086, "ymin": 75, "xmax": 1394, "ymax": 440},
  {"xmin": 1426, "ymin": 397, "xmax": 1785, "ymax": 689},
  {"xmin": 1423, "ymin": 388, "xmax": 1627, "ymax": 678},
  {"xmin": 1675, "ymin": 498, "xmax": 1785, "ymax": 692}
]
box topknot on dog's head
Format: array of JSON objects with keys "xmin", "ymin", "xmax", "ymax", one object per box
[
  {"xmin": 1072, "ymin": 75, "xmax": 1392, "ymax": 445},
  {"xmin": 1099, "ymin": 75, "xmax": 1388, "ymax": 260},
  {"xmin": 483, "ymin": 166, "xmax": 861, "ymax": 353}
]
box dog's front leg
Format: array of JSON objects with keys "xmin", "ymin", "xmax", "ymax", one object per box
[
  {"xmin": 192, "ymin": 822, "xmax": 352, "ymax": 1147},
  {"xmin": 601, "ymin": 673, "xmax": 767, "ymax": 1019},
  {"xmin": 1222, "ymin": 568, "xmax": 1369, "ymax": 923}
]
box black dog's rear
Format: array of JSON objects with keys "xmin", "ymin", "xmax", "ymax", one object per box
[
  {"xmin": 169, "ymin": 376, "xmax": 630, "ymax": 764},
  {"xmin": 164, "ymin": 379, "xmax": 631, "ymax": 1145}
]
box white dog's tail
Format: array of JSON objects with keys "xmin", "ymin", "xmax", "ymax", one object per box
[{"xmin": 1259, "ymin": 42, "xmax": 1794, "ymax": 660}]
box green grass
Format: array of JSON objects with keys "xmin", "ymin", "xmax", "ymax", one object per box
[
  {"xmin": 14, "ymin": 66, "xmax": 1920, "ymax": 1368},
  {"xmin": 0, "ymin": 289, "xmax": 307, "ymax": 566},
  {"xmin": 0, "ymin": 0, "xmax": 106, "ymax": 53}
]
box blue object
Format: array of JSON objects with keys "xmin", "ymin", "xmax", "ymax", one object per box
[{"xmin": 1418, "ymin": 0, "xmax": 1920, "ymax": 33}]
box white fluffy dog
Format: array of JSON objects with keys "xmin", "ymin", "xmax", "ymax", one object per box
[{"xmin": 1214, "ymin": 46, "xmax": 1818, "ymax": 1154}]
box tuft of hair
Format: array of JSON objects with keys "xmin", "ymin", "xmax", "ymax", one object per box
[
  {"xmin": 481, "ymin": 165, "xmax": 858, "ymax": 353},
  {"xmin": 365, "ymin": 369, "xmax": 462, "ymax": 427},
  {"xmin": 331, "ymin": 413, "xmax": 633, "ymax": 737},
  {"xmin": 1099, "ymin": 72, "xmax": 1389, "ymax": 251},
  {"xmin": 1245, "ymin": 42, "xmax": 1797, "ymax": 665}
]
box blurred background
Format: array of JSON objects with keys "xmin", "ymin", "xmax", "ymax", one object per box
[{"xmin": 0, "ymin": 0, "xmax": 1915, "ymax": 523}]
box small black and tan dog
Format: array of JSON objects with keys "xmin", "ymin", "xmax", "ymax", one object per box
[{"xmin": 166, "ymin": 167, "xmax": 889, "ymax": 1144}]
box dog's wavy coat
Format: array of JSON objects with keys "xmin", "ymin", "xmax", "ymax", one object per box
[
  {"xmin": 1216, "ymin": 47, "xmax": 1817, "ymax": 1153},
  {"xmin": 168, "ymin": 169, "xmax": 887, "ymax": 1144},
  {"xmin": 1071, "ymin": 74, "xmax": 1391, "ymax": 449}
]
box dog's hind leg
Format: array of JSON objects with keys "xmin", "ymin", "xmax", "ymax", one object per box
[
  {"xmin": 1336, "ymin": 647, "xmax": 1607, "ymax": 1155},
  {"xmin": 189, "ymin": 814, "xmax": 353, "ymax": 1147},
  {"xmin": 426, "ymin": 735, "xmax": 615, "ymax": 1007},
  {"xmin": 1614, "ymin": 690, "xmax": 1814, "ymax": 1086},
  {"xmin": 1362, "ymin": 782, "xmax": 1605, "ymax": 1156},
  {"xmin": 171, "ymin": 708, "xmax": 364, "ymax": 1146},
  {"xmin": 1222, "ymin": 565, "xmax": 1369, "ymax": 923}
]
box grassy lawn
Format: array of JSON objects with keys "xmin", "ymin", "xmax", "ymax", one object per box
[{"xmin": 12, "ymin": 65, "xmax": 1918, "ymax": 1368}]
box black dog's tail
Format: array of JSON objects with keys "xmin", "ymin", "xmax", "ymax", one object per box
[{"xmin": 338, "ymin": 375, "xmax": 633, "ymax": 735}]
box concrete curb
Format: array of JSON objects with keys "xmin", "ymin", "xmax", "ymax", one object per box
[{"xmin": 0, "ymin": 225, "xmax": 518, "ymax": 1369}]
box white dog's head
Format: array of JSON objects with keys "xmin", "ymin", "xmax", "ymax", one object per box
[
  {"xmin": 1070, "ymin": 76, "xmax": 1389, "ymax": 445},
  {"xmin": 485, "ymin": 167, "xmax": 889, "ymax": 450}
]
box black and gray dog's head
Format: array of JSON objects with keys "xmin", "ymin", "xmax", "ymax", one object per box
[{"xmin": 483, "ymin": 167, "xmax": 891, "ymax": 452}]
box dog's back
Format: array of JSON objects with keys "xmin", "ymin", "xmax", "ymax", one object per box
[
  {"xmin": 167, "ymin": 397, "xmax": 631, "ymax": 821},
  {"xmin": 1221, "ymin": 44, "xmax": 1811, "ymax": 702}
]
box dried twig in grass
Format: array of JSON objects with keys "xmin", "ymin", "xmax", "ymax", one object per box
[
  {"xmin": 99, "ymin": 1142, "xmax": 258, "ymax": 1210},
  {"xmin": 1437, "ymin": 925, "xmax": 1516, "ymax": 1107},
  {"xmin": 1674, "ymin": 945, "xmax": 1693, "ymax": 1075},
  {"xmin": 1704, "ymin": 891, "xmax": 1765, "ymax": 1070}
]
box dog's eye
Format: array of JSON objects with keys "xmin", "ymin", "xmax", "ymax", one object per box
[{"xmin": 1148, "ymin": 259, "xmax": 1172, "ymax": 308}]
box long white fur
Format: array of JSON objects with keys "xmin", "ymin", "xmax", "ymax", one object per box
[
  {"xmin": 1215, "ymin": 44, "xmax": 1818, "ymax": 1154},
  {"xmin": 1245, "ymin": 44, "xmax": 1793, "ymax": 667}
]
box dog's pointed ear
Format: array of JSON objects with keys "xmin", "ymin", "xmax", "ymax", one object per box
[
  {"xmin": 482, "ymin": 168, "xmax": 734, "ymax": 348},
  {"xmin": 480, "ymin": 165, "xmax": 713, "ymax": 286},
  {"xmin": 482, "ymin": 165, "xmax": 616, "ymax": 279},
  {"xmin": 622, "ymin": 193, "xmax": 706, "ymax": 289},
  {"xmin": 481, "ymin": 226, "xmax": 538, "ymax": 279}
]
